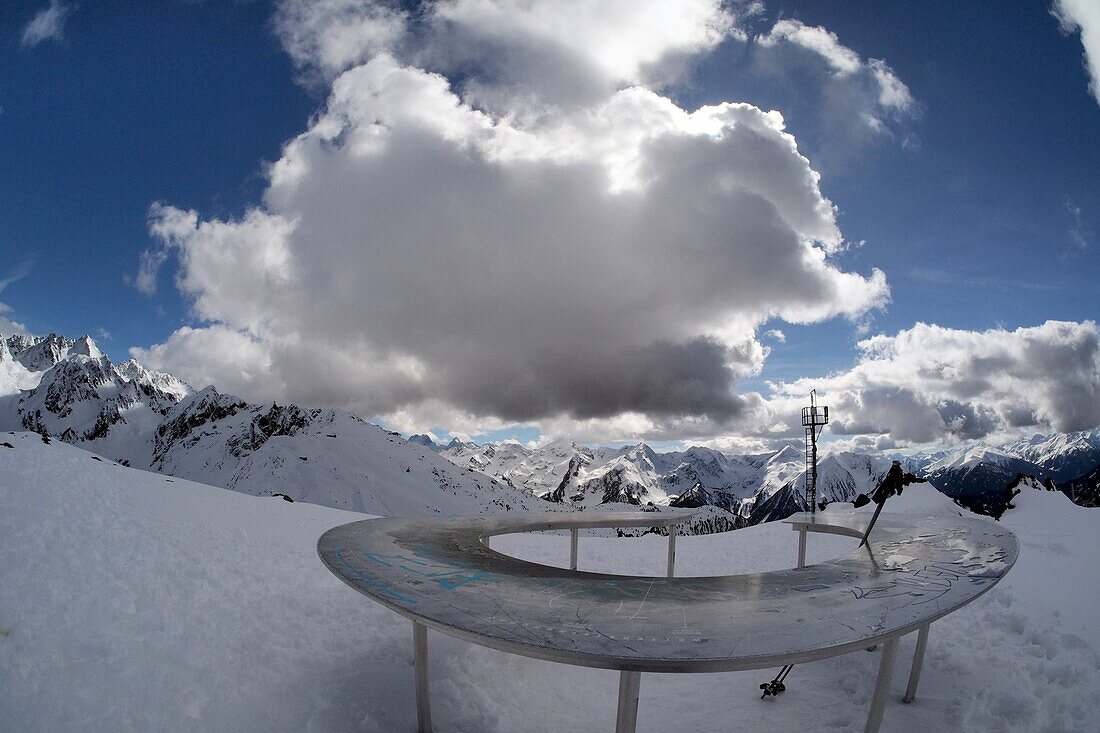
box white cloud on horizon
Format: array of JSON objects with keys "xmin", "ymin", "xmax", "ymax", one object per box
[
  {"xmin": 1054, "ymin": 0, "xmax": 1100, "ymax": 105},
  {"xmin": 21, "ymin": 0, "xmax": 73, "ymax": 48},
  {"xmin": 0, "ymin": 262, "xmax": 33, "ymax": 336},
  {"xmin": 0, "ymin": 303, "xmax": 30, "ymax": 337},
  {"xmin": 771, "ymin": 320, "xmax": 1100, "ymax": 447}
]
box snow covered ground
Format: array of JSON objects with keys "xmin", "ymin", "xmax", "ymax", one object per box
[{"xmin": 2, "ymin": 430, "xmax": 1098, "ymax": 732}]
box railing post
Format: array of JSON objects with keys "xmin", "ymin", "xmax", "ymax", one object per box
[
  {"xmin": 570, "ymin": 527, "xmax": 579, "ymax": 570},
  {"xmin": 903, "ymin": 623, "xmax": 931, "ymax": 703},
  {"xmin": 864, "ymin": 636, "xmax": 899, "ymax": 733},
  {"xmin": 615, "ymin": 670, "xmax": 642, "ymax": 733},
  {"xmin": 413, "ymin": 622, "xmax": 432, "ymax": 733},
  {"xmin": 666, "ymin": 529, "xmax": 677, "ymax": 578},
  {"xmin": 796, "ymin": 527, "xmax": 807, "ymax": 569}
]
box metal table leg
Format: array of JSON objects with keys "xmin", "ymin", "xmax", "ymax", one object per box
[
  {"xmin": 903, "ymin": 623, "xmax": 930, "ymax": 703},
  {"xmin": 570, "ymin": 527, "xmax": 579, "ymax": 570},
  {"xmin": 615, "ymin": 670, "xmax": 642, "ymax": 733},
  {"xmin": 796, "ymin": 527, "xmax": 807, "ymax": 569},
  {"xmin": 863, "ymin": 636, "xmax": 899, "ymax": 733},
  {"xmin": 666, "ymin": 531, "xmax": 676, "ymax": 578},
  {"xmin": 414, "ymin": 622, "xmax": 432, "ymax": 733}
]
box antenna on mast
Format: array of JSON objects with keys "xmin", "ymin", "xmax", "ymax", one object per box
[{"xmin": 801, "ymin": 390, "xmax": 829, "ymax": 514}]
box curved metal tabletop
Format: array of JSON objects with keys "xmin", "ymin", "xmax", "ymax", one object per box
[{"xmin": 318, "ymin": 511, "xmax": 1017, "ymax": 673}]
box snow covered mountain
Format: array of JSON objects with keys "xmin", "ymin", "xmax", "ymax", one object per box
[
  {"xmin": 1061, "ymin": 463, "xmax": 1100, "ymax": 507},
  {"xmin": 148, "ymin": 386, "xmax": 544, "ymax": 515},
  {"xmin": 0, "ymin": 332, "xmax": 550, "ymax": 517},
  {"xmin": 440, "ymin": 427, "xmax": 1100, "ymax": 526},
  {"xmin": 923, "ymin": 444, "xmax": 1053, "ymax": 516},
  {"xmin": 440, "ymin": 438, "xmax": 893, "ymax": 527},
  {"xmin": 1002, "ymin": 429, "xmax": 1100, "ymax": 483},
  {"xmin": 0, "ymin": 334, "xmax": 191, "ymax": 466},
  {"xmin": 0, "ymin": 336, "xmax": 42, "ymax": 393}
]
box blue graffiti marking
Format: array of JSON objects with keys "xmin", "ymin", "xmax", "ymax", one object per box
[
  {"xmin": 347, "ymin": 549, "xmax": 501, "ymax": 591},
  {"xmin": 361, "ymin": 551, "xmax": 395, "ymax": 567},
  {"xmin": 333, "ymin": 548, "xmax": 418, "ymax": 604},
  {"xmin": 439, "ymin": 570, "xmax": 500, "ymax": 590}
]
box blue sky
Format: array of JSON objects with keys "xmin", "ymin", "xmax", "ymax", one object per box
[
  {"xmin": 1, "ymin": 1, "xmax": 1098, "ymax": 450},
  {"xmin": 1, "ymin": 1, "xmax": 314, "ymax": 349}
]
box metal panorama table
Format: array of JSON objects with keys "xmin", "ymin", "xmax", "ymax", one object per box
[{"xmin": 317, "ymin": 510, "xmax": 1017, "ymax": 733}]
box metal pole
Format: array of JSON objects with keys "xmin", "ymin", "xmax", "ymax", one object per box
[
  {"xmin": 666, "ymin": 530, "xmax": 676, "ymax": 578},
  {"xmin": 859, "ymin": 499, "xmax": 887, "ymax": 548},
  {"xmin": 614, "ymin": 670, "xmax": 642, "ymax": 733},
  {"xmin": 796, "ymin": 527, "xmax": 807, "ymax": 569},
  {"xmin": 863, "ymin": 636, "xmax": 899, "ymax": 733},
  {"xmin": 570, "ymin": 527, "xmax": 579, "ymax": 570},
  {"xmin": 810, "ymin": 426, "xmax": 818, "ymax": 515},
  {"xmin": 903, "ymin": 624, "xmax": 930, "ymax": 704},
  {"xmin": 413, "ymin": 622, "xmax": 432, "ymax": 733}
]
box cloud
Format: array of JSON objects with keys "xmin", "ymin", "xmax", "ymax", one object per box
[
  {"xmin": 419, "ymin": 0, "xmax": 736, "ymax": 108},
  {"xmin": 1054, "ymin": 0, "xmax": 1100, "ymax": 105},
  {"xmin": 139, "ymin": 0, "xmax": 890, "ymax": 436},
  {"xmin": 771, "ymin": 320, "xmax": 1100, "ymax": 445},
  {"xmin": 274, "ymin": 0, "xmax": 408, "ymax": 84},
  {"xmin": 764, "ymin": 328, "xmax": 786, "ymax": 342},
  {"xmin": 1063, "ymin": 198, "xmax": 1093, "ymax": 259},
  {"xmin": 756, "ymin": 20, "xmax": 914, "ymax": 115},
  {"xmin": 0, "ymin": 259, "xmax": 34, "ymax": 293},
  {"xmin": 751, "ymin": 19, "xmax": 918, "ymax": 164},
  {"xmin": 21, "ymin": 0, "xmax": 73, "ymax": 48},
  {"xmin": 275, "ymin": 0, "xmax": 738, "ymax": 101},
  {"xmin": 0, "ymin": 262, "xmax": 33, "ymax": 335},
  {"xmin": 0, "ymin": 302, "xmax": 30, "ymax": 337},
  {"xmin": 131, "ymin": 325, "xmax": 278, "ymax": 400},
  {"xmin": 758, "ymin": 19, "xmax": 862, "ymax": 75},
  {"xmin": 134, "ymin": 248, "xmax": 167, "ymax": 295}
]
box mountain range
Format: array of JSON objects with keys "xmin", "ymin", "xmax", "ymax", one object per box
[
  {"xmin": 3, "ymin": 331, "xmax": 1097, "ymax": 530},
  {"xmin": 0, "ymin": 333, "xmax": 544, "ymax": 516}
]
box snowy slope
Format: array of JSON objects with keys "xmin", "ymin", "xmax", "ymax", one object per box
[
  {"xmin": 6, "ymin": 433, "xmax": 1096, "ymax": 732},
  {"xmin": 0, "ymin": 338, "xmax": 40, "ymax": 394},
  {"xmin": 151, "ymin": 387, "xmax": 547, "ymax": 515}
]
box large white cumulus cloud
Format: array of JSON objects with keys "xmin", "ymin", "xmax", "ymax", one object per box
[{"xmin": 136, "ymin": 0, "xmax": 895, "ymax": 434}]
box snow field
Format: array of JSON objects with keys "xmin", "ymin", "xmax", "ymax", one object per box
[{"xmin": 2, "ymin": 432, "xmax": 1098, "ymax": 732}]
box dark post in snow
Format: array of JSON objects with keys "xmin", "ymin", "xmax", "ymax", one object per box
[{"xmin": 801, "ymin": 390, "xmax": 828, "ymax": 515}]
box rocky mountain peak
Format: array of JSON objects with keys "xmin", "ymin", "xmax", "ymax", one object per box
[
  {"xmin": 408, "ymin": 434, "xmax": 438, "ymax": 449},
  {"xmin": 71, "ymin": 335, "xmax": 103, "ymax": 359}
]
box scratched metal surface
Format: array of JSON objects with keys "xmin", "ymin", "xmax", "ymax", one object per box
[{"xmin": 317, "ymin": 512, "xmax": 1017, "ymax": 672}]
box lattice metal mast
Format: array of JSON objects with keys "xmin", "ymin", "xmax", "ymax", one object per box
[{"xmin": 801, "ymin": 390, "xmax": 829, "ymax": 515}]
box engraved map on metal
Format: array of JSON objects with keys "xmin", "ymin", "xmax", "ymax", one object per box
[{"xmin": 318, "ymin": 512, "xmax": 1017, "ymax": 673}]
